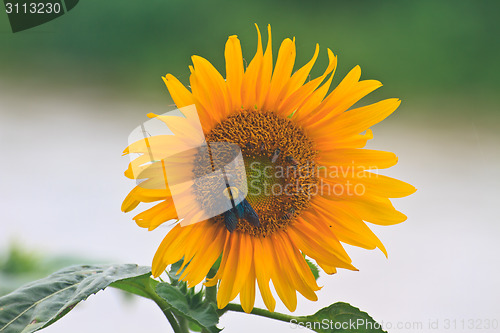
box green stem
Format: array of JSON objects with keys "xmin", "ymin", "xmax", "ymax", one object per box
[
  {"xmin": 223, "ymin": 303, "xmax": 296, "ymax": 323},
  {"xmin": 200, "ymin": 268, "xmax": 219, "ymax": 333},
  {"xmin": 111, "ymin": 276, "xmax": 188, "ymax": 332},
  {"xmin": 143, "ymin": 279, "xmax": 185, "ymax": 333},
  {"xmin": 162, "ymin": 310, "xmax": 184, "ymax": 333},
  {"xmin": 176, "ymin": 314, "xmax": 189, "ymax": 332},
  {"xmin": 205, "ymin": 267, "xmax": 217, "ymax": 304}
]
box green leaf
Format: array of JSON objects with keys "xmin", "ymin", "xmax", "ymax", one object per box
[
  {"xmin": 0, "ymin": 264, "xmax": 151, "ymax": 333},
  {"xmin": 110, "ymin": 272, "xmax": 155, "ymax": 299},
  {"xmin": 189, "ymin": 289, "xmax": 204, "ymax": 307},
  {"xmin": 188, "ymin": 321, "xmax": 202, "ymax": 332},
  {"xmin": 295, "ymin": 302, "xmax": 386, "ymax": 333},
  {"xmin": 304, "ymin": 257, "xmax": 320, "ymax": 280},
  {"xmin": 156, "ymin": 283, "xmax": 220, "ymax": 333}
]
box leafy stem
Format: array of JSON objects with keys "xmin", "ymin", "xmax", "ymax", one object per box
[
  {"xmin": 144, "ymin": 278, "xmax": 186, "ymax": 333},
  {"xmin": 199, "ymin": 268, "xmax": 218, "ymax": 333},
  {"xmin": 221, "ymin": 303, "xmax": 296, "ymax": 323},
  {"xmin": 175, "ymin": 314, "xmax": 190, "ymax": 333},
  {"xmin": 112, "ymin": 275, "xmax": 186, "ymax": 333}
]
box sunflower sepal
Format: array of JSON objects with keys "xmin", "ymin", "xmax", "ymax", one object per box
[
  {"xmin": 155, "ymin": 282, "xmax": 221, "ymax": 333},
  {"xmin": 304, "ymin": 255, "xmax": 321, "ymax": 280},
  {"xmin": 168, "ymin": 259, "xmax": 186, "ymax": 285}
]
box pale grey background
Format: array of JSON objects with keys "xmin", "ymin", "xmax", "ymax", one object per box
[{"xmin": 1, "ymin": 84, "xmax": 499, "ymax": 333}]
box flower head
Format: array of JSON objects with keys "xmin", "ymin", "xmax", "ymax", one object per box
[{"xmin": 122, "ymin": 24, "xmax": 415, "ymax": 313}]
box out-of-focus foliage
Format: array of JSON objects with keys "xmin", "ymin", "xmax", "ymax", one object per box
[
  {"xmin": 0, "ymin": 243, "xmax": 89, "ymax": 296},
  {"xmin": 1, "ymin": 0, "xmax": 499, "ymax": 110}
]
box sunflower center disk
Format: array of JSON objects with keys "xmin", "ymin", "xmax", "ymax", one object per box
[{"xmin": 204, "ymin": 110, "xmax": 318, "ymax": 237}]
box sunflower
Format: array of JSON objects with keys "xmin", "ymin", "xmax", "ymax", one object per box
[{"xmin": 122, "ymin": 24, "xmax": 415, "ymax": 313}]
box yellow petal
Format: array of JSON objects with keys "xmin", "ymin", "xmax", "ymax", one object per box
[
  {"xmin": 162, "ymin": 74, "xmax": 194, "ymax": 108},
  {"xmin": 316, "ymin": 261, "xmax": 337, "ymax": 275},
  {"xmin": 240, "ymin": 264, "xmax": 256, "ymax": 313},
  {"xmin": 217, "ymin": 233, "xmax": 252, "ymax": 308},
  {"xmin": 315, "ymin": 129, "xmax": 373, "ymax": 150},
  {"xmin": 308, "ymin": 80, "xmax": 383, "ymax": 129},
  {"xmin": 205, "ymin": 231, "xmax": 231, "ymax": 287},
  {"xmin": 241, "ymin": 24, "xmax": 263, "ymax": 110},
  {"xmin": 262, "ymin": 235, "xmax": 297, "ymax": 312},
  {"xmin": 121, "ymin": 185, "xmax": 171, "ymax": 213},
  {"xmin": 182, "ymin": 224, "xmax": 225, "ymax": 287},
  {"xmin": 277, "ymin": 49, "xmax": 337, "ymax": 117},
  {"xmin": 262, "ymin": 37, "xmax": 296, "ymax": 111},
  {"xmin": 177, "ymin": 223, "xmax": 210, "ymax": 272},
  {"xmin": 286, "ymin": 44, "xmax": 320, "ymax": 96},
  {"xmin": 127, "ymin": 186, "xmax": 171, "ymax": 203},
  {"xmin": 321, "ymin": 172, "xmax": 416, "ymax": 198},
  {"xmin": 133, "ymin": 199, "xmax": 177, "ymax": 231},
  {"xmin": 277, "ymin": 233, "xmax": 319, "ymax": 301},
  {"xmin": 317, "ymin": 148, "xmax": 398, "ymax": 170},
  {"xmin": 191, "ymin": 55, "xmax": 232, "ymax": 120},
  {"xmin": 254, "ymin": 238, "xmax": 276, "ymax": 312},
  {"xmin": 293, "ymin": 69, "xmax": 335, "ymax": 124},
  {"xmin": 293, "ymin": 218, "xmax": 351, "ymax": 263},
  {"xmin": 121, "ymin": 192, "xmax": 140, "ymax": 213},
  {"xmin": 287, "ymin": 225, "xmax": 356, "ymax": 271},
  {"xmin": 225, "ymin": 35, "xmax": 244, "ymax": 110},
  {"xmin": 310, "ymin": 98, "xmax": 401, "ymax": 139},
  {"xmin": 256, "ymin": 24, "xmax": 273, "ymax": 108},
  {"xmin": 304, "ymin": 65, "xmax": 362, "ymax": 126},
  {"xmin": 326, "ymin": 195, "xmax": 408, "ymax": 225},
  {"xmin": 230, "ymin": 233, "xmax": 253, "ymax": 301},
  {"xmin": 152, "ymin": 224, "xmax": 189, "ymax": 276},
  {"xmin": 308, "ymin": 198, "xmax": 387, "ymax": 256}
]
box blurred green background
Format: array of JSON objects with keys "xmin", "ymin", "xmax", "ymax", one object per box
[
  {"xmin": 0, "ymin": 242, "xmax": 89, "ymax": 296},
  {"xmin": 1, "ymin": 0, "xmax": 499, "ymax": 112}
]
